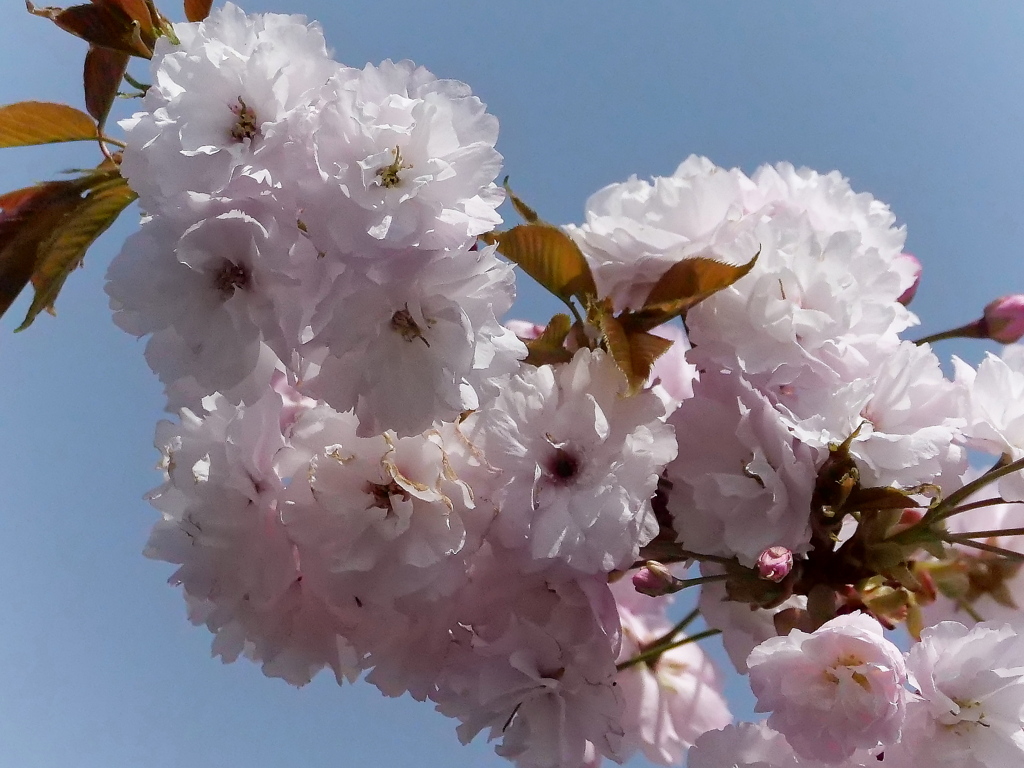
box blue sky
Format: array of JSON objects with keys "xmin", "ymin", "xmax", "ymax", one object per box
[{"xmin": 1, "ymin": 2, "xmax": 1023, "ymax": 766}]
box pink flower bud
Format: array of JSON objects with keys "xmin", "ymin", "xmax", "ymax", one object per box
[
  {"xmin": 982, "ymin": 295, "xmax": 1024, "ymax": 343},
  {"xmin": 632, "ymin": 560, "xmax": 676, "ymax": 596},
  {"xmin": 504, "ymin": 319, "xmax": 545, "ymax": 341},
  {"xmin": 896, "ymin": 252, "xmax": 922, "ymax": 305},
  {"xmin": 757, "ymin": 546, "xmax": 793, "ymax": 583}
]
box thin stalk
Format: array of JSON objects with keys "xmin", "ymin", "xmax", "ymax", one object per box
[
  {"xmin": 921, "ymin": 456, "xmax": 1024, "ymax": 525},
  {"xmin": 675, "ymin": 549, "xmax": 737, "ymax": 566},
  {"xmin": 123, "ymin": 72, "xmax": 151, "ymax": 92},
  {"xmin": 665, "ymin": 574, "xmax": 728, "ymax": 594},
  {"xmin": 647, "ymin": 608, "xmax": 700, "ymax": 650},
  {"xmin": 914, "ymin": 322, "xmax": 983, "ymax": 346},
  {"xmin": 932, "ymin": 496, "xmax": 1007, "ymax": 520},
  {"xmin": 940, "ymin": 535, "xmax": 1024, "ymax": 562},
  {"xmin": 956, "ymin": 600, "xmax": 984, "ymax": 624},
  {"xmin": 616, "ymin": 628, "xmax": 721, "ymax": 672},
  {"xmin": 947, "ymin": 527, "xmax": 1024, "ymax": 539},
  {"xmin": 566, "ymin": 298, "xmax": 585, "ymax": 327}
]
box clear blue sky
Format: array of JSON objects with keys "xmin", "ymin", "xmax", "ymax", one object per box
[{"xmin": 1, "ymin": 2, "xmax": 1022, "ymax": 766}]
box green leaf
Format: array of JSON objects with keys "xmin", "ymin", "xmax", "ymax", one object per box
[
  {"xmin": 622, "ymin": 251, "xmax": 760, "ymax": 333},
  {"xmin": 17, "ymin": 177, "xmax": 136, "ymax": 330},
  {"xmin": 84, "ymin": 45, "xmax": 130, "ymax": 126},
  {"xmin": 483, "ymin": 224, "xmax": 596, "ymax": 305},
  {"xmin": 599, "ymin": 312, "xmax": 674, "ymax": 395},
  {"xmin": 184, "ymin": 0, "xmax": 213, "ymax": 23},
  {"xmin": 0, "ymin": 101, "xmax": 97, "ymax": 148},
  {"xmin": 522, "ymin": 313, "xmax": 573, "ymax": 366}
]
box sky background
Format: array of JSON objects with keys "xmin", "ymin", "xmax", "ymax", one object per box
[{"xmin": 1, "ymin": 2, "xmax": 1023, "ymax": 766}]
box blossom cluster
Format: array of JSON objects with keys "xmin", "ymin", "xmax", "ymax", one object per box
[{"xmin": 103, "ymin": 4, "xmax": 1024, "ymax": 767}]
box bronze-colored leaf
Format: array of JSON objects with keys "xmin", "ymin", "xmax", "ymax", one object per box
[
  {"xmin": 485, "ymin": 224, "xmax": 596, "ymax": 305},
  {"xmin": 17, "ymin": 178, "xmax": 136, "ymax": 330},
  {"xmin": 522, "ymin": 313, "xmax": 573, "ymax": 366},
  {"xmin": 29, "ymin": 2, "xmax": 153, "ymax": 57},
  {"xmin": 600, "ymin": 314, "xmax": 674, "ymax": 395},
  {"xmin": 0, "ymin": 181, "xmax": 88, "ymax": 318},
  {"xmin": 184, "ymin": 0, "xmax": 213, "ymax": 23},
  {"xmin": 0, "ymin": 187, "xmax": 43, "ymax": 211},
  {"xmin": 0, "ymin": 101, "xmax": 97, "ymax": 148},
  {"xmin": 0, "ymin": 165, "xmax": 122, "ymax": 321},
  {"xmin": 84, "ymin": 45, "xmax": 130, "ymax": 125},
  {"xmin": 503, "ymin": 178, "xmax": 539, "ymax": 224},
  {"xmin": 94, "ymin": 0, "xmax": 156, "ymax": 38},
  {"xmin": 623, "ymin": 251, "xmax": 759, "ymax": 332}
]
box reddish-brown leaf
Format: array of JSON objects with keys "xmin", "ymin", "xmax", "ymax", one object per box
[
  {"xmin": 93, "ymin": 0, "xmax": 156, "ymax": 38},
  {"xmin": 84, "ymin": 45, "xmax": 130, "ymax": 125},
  {"xmin": 0, "ymin": 165, "xmax": 123, "ymax": 321},
  {"xmin": 0, "ymin": 101, "xmax": 97, "ymax": 148},
  {"xmin": 29, "ymin": 2, "xmax": 153, "ymax": 57},
  {"xmin": 0, "ymin": 181, "xmax": 88, "ymax": 317},
  {"xmin": 18, "ymin": 177, "xmax": 136, "ymax": 330},
  {"xmin": 184, "ymin": 0, "xmax": 213, "ymax": 22}
]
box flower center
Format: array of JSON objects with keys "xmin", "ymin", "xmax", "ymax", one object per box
[
  {"xmin": 376, "ymin": 146, "xmax": 412, "ymax": 188},
  {"xmin": 391, "ymin": 306, "xmax": 431, "ymax": 346},
  {"xmin": 545, "ymin": 447, "xmax": 580, "ymax": 485},
  {"xmin": 365, "ymin": 479, "xmax": 410, "ymax": 514},
  {"xmin": 229, "ymin": 97, "xmax": 259, "ymax": 142},
  {"xmin": 212, "ymin": 260, "xmax": 250, "ymax": 299}
]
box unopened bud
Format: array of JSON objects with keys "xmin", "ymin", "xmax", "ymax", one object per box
[
  {"xmin": 896, "ymin": 253, "xmax": 922, "ymax": 306},
  {"xmin": 632, "ymin": 560, "xmax": 676, "ymax": 596},
  {"xmin": 757, "ymin": 546, "xmax": 793, "ymax": 583},
  {"xmin": 982, "ymin": 295, "xmax": 1024, "ymax": 343},
  {"xmin": 504, "ymin": 319, "xmax": 545, "ymax": 341}
]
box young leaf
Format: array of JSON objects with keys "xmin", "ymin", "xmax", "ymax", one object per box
[
  {"xmin": 503, "ymin": 178, "xmax": 539, "ymax": 224},
  {"xmin": 84, "ymin": 45, "xmax": 130, "ymax": 125},
  {"xmin": 483, "ymin": 224, "xmax": 596, "ymax": 305},
  {"xmin": 522, "ymin": 313, "xmax": 573, "ymax": 366},
  {"xmin": 0, "ymin": 181, "xmax": 89, "ymax": 318},
  {"xmin": 0, "ymin": 101, "xmax": 97, "ymax": 147},
  {"xmin": 17, "ymin": 178, "xmax": 136, "ymax": 330},
  {"xmin": 94, "ymin": 0, "xmax": 157, "ymax": 38},
  {"xmin": 623, "ymin": 251, "xmax": 759, "ymax": 332},
  {"xmin": 184, "ymin": 0, "xmax": 213, "ymax": 23},
  {"xmin": 0, "ymin": 165, "xmax": 122, "ymax": 321},
  {"xmin": 28, "ymin": 2, "xmax": 153, "ymax": 57},
  {"xmin": 599, "ymin": 313, "xmax": 674, "ymax": 395}
]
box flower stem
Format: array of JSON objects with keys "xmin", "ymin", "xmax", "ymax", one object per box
[
  {"xmin": 939, "ymin": 534, "xmax": 1024, "ymax": 561},
  {"xmin": 648, "ymin": 607, "xmax": 701, "ymax": 650},
  {"xmin": 616, "ymin": 628, "xmax": 721, "ymax": 672},
  {"xmin": 922, "ymin": 456, "xmax": 1024, "ymax": 525},
  {"xmin": 913, "ymin": 321, "xmax": 984, "ymax": 346}
]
